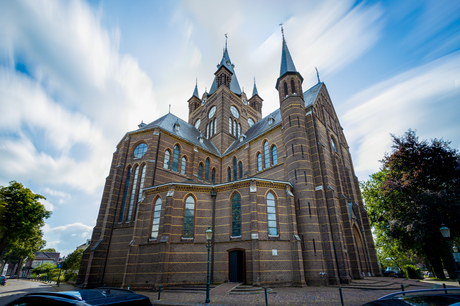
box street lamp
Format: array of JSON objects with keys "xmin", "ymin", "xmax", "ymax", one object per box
[
  {"xmin": 205, "ymin": 227, "xmax": 213, "ymax": 304},
  {"xmin": 439, "ymin": 223, "xmax": 460, "ymax": 285}
]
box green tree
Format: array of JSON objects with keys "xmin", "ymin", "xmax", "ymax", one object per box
[
  {"xmin": 0, "ymin": 181, "xmax": 51, "ymax": 271},
  {"xmin": 63, "ymin": 249, "xmax": 84, "ymax": 271},
  {"xmin": 39, "ymin": 248, "xmax": 57, "ymax": 253},
  {"xmin": 362, "ymin": 130, "xmax": 460, "ymax": 279},
  {"xmin": 32, "ymin": 262, "xmax": 56, "ymax": 275}
]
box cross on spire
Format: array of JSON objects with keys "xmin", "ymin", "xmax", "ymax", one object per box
[
  {"xmin": 279, "ymin": 23, "xmax": 285, "ymax": 41},
  {"xmin": 225, "ymin": 33, "xmax": 228, "ymax": 50},
  {"xmin": 315, "ymin": 67, "xmax": 321, "ymax": 83}
]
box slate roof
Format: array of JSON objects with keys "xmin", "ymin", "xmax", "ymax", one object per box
[
  {"xmin": 137, "ymin": 113, "xmax": 220, "ymax": 156},
  {"xmin": 280, "ymin": 38, "xmax": 297, "ymax": 77},
  {"xmin": 193, "ymin": 83, "xmax": 199, "ymax": 98},
  {"xmin": 209, "ymin": 47, "xmax": 242, "ymax": 96},
  {"xmin": 224, "ymin": 108, "xmax": 282, "ymax": 155},
  {"xmin": 252, "ymin": 79, "xmax": 259, "ymax": 97},
  {"xmin": 304, "ymin": 82, "xmax": 323, "ymax": 108}
]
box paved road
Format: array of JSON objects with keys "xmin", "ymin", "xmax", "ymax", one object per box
[{"xmin": 0, "ymin": 279, "xmax": 60, "ymax": 306}]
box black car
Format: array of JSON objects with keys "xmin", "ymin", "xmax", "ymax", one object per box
[
  {"xmin": 363, "ymin": 288, "xmax": 460, "ymax": 305},
  {"xmin": 383, "ymin": 267, "xmax": 403, "ymax": 278},
  {"xmin": 5, "ymin": 288, "xmax": 153, "ymax": 306}
]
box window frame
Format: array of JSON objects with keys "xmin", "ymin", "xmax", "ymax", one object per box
[
  {"xmin": 150, "ymin": 197, "xmax": 162, "ymax": 239},
  {"xmin": 163, "ymin": 150, "xmax": 171, "ymax": 169},
  {"xmin": 264, "ymin": 141, "xmax": 270, "ymax": 169},
  {"xmin": 266, "ymin": 192, "xmax": 278, "ymax": 236},
  {"xmin": 231, "ymin": 193, "xmax": 241, "ymax": 237},
  {"xmin": 271, "ymin": 145, "xmax": 278, "ymax": 166},
  {"xmin": 182, "ymin": 195, "xmax": 195, "ymax": 239},
  {"xmin": 172, "ymin": 145, "xmax": 180, "ymax": 172}
]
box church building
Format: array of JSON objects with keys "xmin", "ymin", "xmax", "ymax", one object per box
[{"xmin": 78, "ymin": 30, "xmax": 380, "ymax": 289}]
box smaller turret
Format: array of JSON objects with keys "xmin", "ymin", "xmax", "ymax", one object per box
[
  {"xmin": 249, "ymin": 78, "xmax": 263, "ymax": 113},
  {"xmin": 188, "ymin": 81, "xmax": 201, "ymax": 118}
]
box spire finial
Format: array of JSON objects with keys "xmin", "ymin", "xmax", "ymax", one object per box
[
  {"xmin": 279, "ymin": 23, "xmax": 285, "ymax": 41},
  {"xmin": 254, "ymin": 77, "xmax": 256, "ymax": 85},
  {"xmin": 169, "ymin": 104, "xmax": 171, "ymax": 113},
  {"xmin": 225, "ymin": 33, "xmax": 228, "ymax": 50},
  {"xmin": 315, "ymin": 67, "xmax": 320, "ymax": 83},
  {"xmin": 196, "ymin": 78, "xmax": 197, "ymax": 86}
]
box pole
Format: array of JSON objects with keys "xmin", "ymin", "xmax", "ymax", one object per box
[
  {"xmin": 158, "ymin": 285, "xmax": 161, "ymax": 300},
  {"xmin": 264, "ymin": 286, "xmax": 268, "ymax": 306},
  {"xmin": 401, "ymin": 284, "xmax": 405, "ymax": 296},
  {"xmin": 57, "ymin": 268, "xmax": 62, "ymax": 287},
  {"xmin": 339, "ymin": 287, "xmax": 344, "ymax": 306},
  {"xmin": 446, "ymin": 238, "xmax": 460, "ymax": 285},
  {"xmin": 206, "ymin": 241, "xmax": 211, "ymax": 303}
]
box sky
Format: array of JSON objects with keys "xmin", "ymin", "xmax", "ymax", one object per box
[{"xmin": 0, "ymin": 0, "xmax": 459, "ymax": 257}]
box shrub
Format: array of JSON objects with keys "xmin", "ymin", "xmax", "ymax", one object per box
[
  {"xmin": 65, "ymin": 272, "xmax": 78, "ymax": 282},
  {"xmin": 403, "ymin": 264, "xmax": 423, "ymax": 279},
  {"xmin": 30, "ymin": 273, "xmax": 37, "ymax": 278}
]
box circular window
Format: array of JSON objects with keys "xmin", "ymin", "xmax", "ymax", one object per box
[
  {"xmin": 208, "ymin": 106, "xmax": 216, "ymax": 119},
  {"xmin": 230, "ymin": 106, "xmax": 239, "ymax": 119},
  {"xmin": 194, "ymin": 119, "xmax": 201, "ymax": 130},
  {"xmin": 134, "ymin": 143, "xmax": 147, "ymax": 158},
  {"xmin": 248, "ymin": 118, "xmax": 255, "ymax": 127}
]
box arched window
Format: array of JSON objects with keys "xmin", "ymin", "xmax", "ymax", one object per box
[
  {"xmin": 331, "ymin": 137, "xmax": 337, "ymax": 153},
  {"xmin": 233, "ymin": 157, "xmax": 237, "ymax": 181},
  {"xmin": 228, "ymin": 167, "xmax": 231, "ymax": 182},
  {"xmin": 214, "ymin": 118, "xmax": 217, "ymax": 135},
  {"xmin": 151, "ymin": 197, "xmax": 162, "ymax": 239},
  {"xmin": 283, "ymin": 81, "xmax": 288, "ymax": 96},
  {"xmin": 257, "ymin": 153, "xmax": 262, "ymax": 172},
  {"xmin": 212, "ymin": 168, "xmax": 216, "ymax": 184},
  {"xmin": 181, "ymin": 157, "xmax": 186, "ymax": 175},
  {"xmin": 237, "ymin": 124, "xmax": 241, "ymax": 138},
  {"xmin": 172, "ymin": 145, "xmax": 180, "ymax": 172},
  {"xmin": 291, "ymin": 79, "xmax": 296, "ymax": 94},
  {"xmin": 267, "ymin": 192, "xmax": 277, "ymax": 236},
  {"xmin": 134, "ymin": 165, "xmax": 147, "ymax": 221},
  {"xmin": 205, "ymin": 158, "xmax": 210, "ymax": 182},
  {"xmin": 239, "ymin": 162, "xmax": 243, "ymax": 179},
  {"xmin": 232, "ymin": 193, "xmax": 241, "ymax": 237},
  {"xmin": 206, "ymin": 124, "xmax": 209, "ymax": 139},
  {"xmin": 164, "ymin": 150, "xmax": 170, "ymax": 169},
  {"xmin": 229, "ymin": 118, "xmax": 232, "ymax": 133},
  {"xmin": 264, "ymin": 141, "xmax": 270, "ymax": 169},
  {"xmin": 198, "ymin": 163, "xmax": 203, "ymax": 181},
  {"xmin": 127, "ymin": 166, "xmax": 140, "ymax": 222},
  {"xmin": 272, "ymin": 146, "xmax": 278, "ymax": 165},
  {"xmin": 119, "ymin": 167, "xmax": 132, "ymax": 222},
  {"xmin": 183, "ymin": 196, "xmax": 195, "ymax": 238},
  {"xmin": 233, "ymin": 120, "xmax": 236, "ymax": 136}
]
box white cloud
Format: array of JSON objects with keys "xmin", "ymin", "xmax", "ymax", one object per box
[
  {"xmin": 42, "ymin": 221, "xmax": 94, "ymax": 256},
  {"xmin": 39, "ymin": 198, "xmax": 54, "ymax": 212},
  {"xmin": 342, "ymin": 51, "xmax": 460, "ymax": 180}
]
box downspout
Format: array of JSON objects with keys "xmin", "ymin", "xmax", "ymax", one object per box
[
  {"xmin": 210, "ymin": 189, "xmax": 217, "ymax": 283},
  {"xmin": 311, "ymin": 105, "xmax": 342, "ymax": 284}
]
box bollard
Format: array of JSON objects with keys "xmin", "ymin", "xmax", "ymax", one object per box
[
  {"xmin": 443, "ymin": 283, "xmax": 447, "ymax": 294},
  {"xmin": 339, "ymin": 287, "xmax": 344, "ymax": 306},
  {"xmin": 158, "ymin": 285, "xmax": 161, "ymax": 300},
  {"xmin": 401, "ymin": 284, "xmax": 405, "ymax": 296},
  {"xmin": 264, "ymin": 286, "xmax": 268, "ymax": 306}
]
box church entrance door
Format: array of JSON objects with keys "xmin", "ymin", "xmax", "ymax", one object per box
[
  {"xmin": 228, "ymin": 250, "xmax": 245, "ymax": 282},
  {"xmin": 353, "ymin": 225, "xmax": 368, "ymax": 275}
]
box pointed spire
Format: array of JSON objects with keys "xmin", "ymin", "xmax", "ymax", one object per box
[
  {"xmin": 279, "ymin": 25, "xmax": 297, "ymax": 77},
  {"xmin": 252, "ymin": 77, "xmax": 259, "ymax": 97},
  {"xmin": 315, "ymin": 67, "xmax": 321, "ymax": 83},
  {"xmin": 193, "ymin": 79, "xmax": 199, "ymax": 98}
]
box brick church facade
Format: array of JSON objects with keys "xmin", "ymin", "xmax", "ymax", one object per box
[{"xmin": 78, "ymin": 32, "xmax": 380, "ymax": 289}]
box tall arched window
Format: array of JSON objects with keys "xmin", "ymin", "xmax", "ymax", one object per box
[
  {"xmin": 257, "ymin": 153, "xmax": 262, "ymax": 172},
  {"xmin": 151, "ymin": 197, "xmax": 162, "ymax": 239},
  {"xmin": 267, "ymin": 192, "xmax": 277, "ymax": 236},
  {"xmin": 229, "ymin": 118, "xmax": 232, "ymax": 133},
  {"xmin": 164, "ymin": 150, "xmax": 170, "ymax": 169},
  {"xmin": 272, "ymin": 146, "xmax": 278, "ymax": 165},
  {"xmin": 214, "ymin": 118, "xmax": 217, "ymax": 135},
  {"xmin": 228, "ymin": 167, "xmax": 231, "ymax": 182},
  {"xmin": 233, "ymin": 120, "xmax": 236, "ymax": 136},
  {"xmin": 233, "ymin": 157, "xmax": 237, "ymax": 181},
  {"xmin": 264, "ymin": 141, "xmax": 270, "ymax": 169},
  {"xmin": 198, "ymin": 163, "xmax": 203, "ymax": 181},
  {"xmin": 119, "ymin": 167, "xmax": 132, "ymax": 222},
  {"xmin": 205, "ymin": 158, "xmax": 210, "ymax": 182},
  {"xmin": 237, "ymin": 124, "xmax": 241, "ymax": 138},
  {"xmin": 206, "ymin": 124, "xmax": 209, "ymax": 139},
  {"xmin": 239, "ymin": 162, "xmax": 243, "ymax": 179},
  {"xmin": 212, "ymin": 168, "xmax": 216, "ymax": 184},
  {"xmin": 291, "ymin": 79, "xmax": 296, "ymax": 94},
  {"xmin": 210, "ymin": 121, "xmax": 213, "ymax": 137},
  {"xmin": 331, "ymin": 137, "xmax": 337, "ymax": 153},
  {"xmin": 232, "ymin": 193, "xmax": 241, "ymax": 237},
  {"xmin": 181, "ymin": 157, "xmax": 187, "ymax": 175},
  {"xmin": 127, "ymin": 166, "xmax": 140, "ymax": 222},
  {"xmin": 183, "ymin": 196, "xmax": 195, "ymax": 238},
  {"xmin": 134, "ymin": 165, "xmax": 146, "ymax": 221},
  {"xmin": 283, "ymin": 81, "xmax": 288, "ymax": 96},
  {"xmin": 172, "ymin": 145, "xmax": 180, "ymax": 172}
]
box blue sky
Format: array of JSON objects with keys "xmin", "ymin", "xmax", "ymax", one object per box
[{"xmin": 0, "ymin": 0, "xmax": 459, "ymax": 257}]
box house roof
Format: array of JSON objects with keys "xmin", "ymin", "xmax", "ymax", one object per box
[
  {"xmin": 304, "ymin": 82, "xmax": 323, "ymax": 108},
  {"xmin": 279, "ymin": 38, "xmax": 297, "ymax": 77},
  {"xmin": 137, "ymin": 112, "xmax": 220, "ymax": 155}
]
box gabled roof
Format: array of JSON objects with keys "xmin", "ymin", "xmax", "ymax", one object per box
[
  {"xmin": 209, "ymin": 47, "xmax": 242, "ymax": 96},
  {"xmin": 304, "ymin": 82, "xmax": 323, "ymax": 108},
  {"xmin": 224, "ymin": 108, "xmax": 282, "ymax": 155},
  {"xmin": 137, "ymin": 113, "xmax": 220, "ymax": 156}
]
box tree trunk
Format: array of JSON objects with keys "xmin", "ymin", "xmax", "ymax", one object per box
[{"xmin": 424, "ymin": 245, "xmax": 446, "ymax": 279}]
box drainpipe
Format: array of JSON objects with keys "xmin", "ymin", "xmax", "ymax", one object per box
[
  {"xmin": 210, "ymin": 189, "xmax": 217, "ymax": 283},
  {"xmin": 311, "ymin": 106, "xmax": 342, "ymax": 284}
]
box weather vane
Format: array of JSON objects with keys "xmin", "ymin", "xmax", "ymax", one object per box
[
  {"xmin": 279, "ymin": 23, "xmax": 285, "ymax": 40},
  {"xmin": 225, "ymin": 33, "xmax": 228, "ymax": 49},
  {"xmin": 169, "ymin": 104, "xmax": 171, "ymax": 113},
  {"xmin": 315, "ymin": 67, "xmax": 320, "ymax": 83}
]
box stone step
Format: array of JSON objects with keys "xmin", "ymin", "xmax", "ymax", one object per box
[{"xmin": 229, "ymin": 284, "xmax": 273, "ymax": 295}]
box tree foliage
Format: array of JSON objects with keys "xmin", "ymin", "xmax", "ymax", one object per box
[
  {"xmin": 0, "ymin": 181, "xmax": 51, "ymax": 270},
  {"xmin": 40, "ymin": 248, "xmax": 57, "ymax": 253},
  {"xmin": 32, "ymin": 262, "xmax": 56, "ymax": 275},
  {"xmin": 63, "ymin": 249, "xmax": 84, "ymax": 271},
  {"xmin": 362, "ymin": 130, "xmax": 460, "ymax": 278}
]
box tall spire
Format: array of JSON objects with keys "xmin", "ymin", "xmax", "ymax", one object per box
[
  {"xmin": 252, "ymin": 77, "xmax": 259, "ymax": 97},
  {"xmin": 193, "ymin": 79, "xmax": 199, "ymax": 98},
  {"xmin": 279, "ymin": 25, "xmax": 298, "ymax": 77}
]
